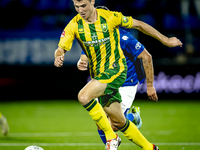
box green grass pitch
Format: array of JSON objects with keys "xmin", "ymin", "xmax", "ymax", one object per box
[{"xmin": 0, "ymin": 99, "xmax": 200, "ymax": 150}]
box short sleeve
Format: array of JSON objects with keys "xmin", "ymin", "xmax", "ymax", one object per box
[
  {"xmin": 111, "ymin": 11, "xmax": 133, "ymax": 29},
  {"xmin": 58, "ymin": 19, "xmax": 76, "ymax": 51},
  {"xmin": 126, "ymin": 36, "xmax": 145, "ymax": 57}
]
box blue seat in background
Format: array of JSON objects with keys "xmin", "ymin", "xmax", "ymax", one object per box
[
  {"xmin": 139, "ymin": 14, "xmax": 156, "ymax": 27},
  {"xmin": 36, "ymin": 0, "xmax": 53, "ymax": 10},
  {"xmin": 55, "ymin": 0, "xmax": 71, "ymax": 10},
  {"xmin": 25, "ymin": 16, "xmax": 42, "ymax": 30},
  {"xmin": 163, "ymin": 14, "xmax": 182, "ymax": 29},
  {"xmin": 0, "ymin": 0, "xmax": 10, "ymax": 7},
  {"xmin": 20, "ymin": 0, "xmax": 32, "ymax": 7}
]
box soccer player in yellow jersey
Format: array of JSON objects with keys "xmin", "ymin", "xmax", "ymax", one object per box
[{"xmin": 54, "ymin": 0, "xmax": 183, "ymax": 150}]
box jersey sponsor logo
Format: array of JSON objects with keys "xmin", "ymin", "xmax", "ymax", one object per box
[
  {"xmin": 83, "ymin": 37, "xmax": 110, "ymax": 47},
  {"xmin": 101, "ymin": 23, "xmax": 108, "ymax": 32},
  {"xmin": 135, "ymin": 42, "xmax": 141, "ymax": 50},
  {"xmin": 122, "ymin": 35, "xmax": 129, "ymax": 41},
  {"xmin": 61, "ymin": 31, "xmax": 65, "ymax": 37}
]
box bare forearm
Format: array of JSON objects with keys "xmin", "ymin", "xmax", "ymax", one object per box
[
  {"xmin": 133, "ymin": 20, "xmax": 167, "ymax": 45},
  {"xmin": 142, "ymin": 54, "xmax": 154, "ymax": 87},
  {"xmin": 138, "ymin": 49, "xmax": 158, "ymax": 101},
  {"xmin": 132, "ymin": 19, "xmax": 182, "ymax": 47}
]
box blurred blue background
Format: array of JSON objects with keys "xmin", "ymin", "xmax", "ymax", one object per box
[{"xmin": 0, "ymin": 0, "xmax": 199, "ymax": 100}]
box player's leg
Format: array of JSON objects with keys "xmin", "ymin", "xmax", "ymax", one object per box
[
  {"xmin": 119, "ymin": 85, "xmax": 142, "ymax": 129},
  {"xmin": 97, "ymin": 113, "xmax": 120, "ymax": 145},
  {"xmin": 98, "ymin": 128, "xmax": 107, "ymax": 144},
  {"xmin": 119, "ymin": 85, "xmax": 138, "ymax": 113},
  {"xmin": 97, "ymin": 85, "xmax": 141, "ymax": 145},
  {"xmin": 100, "ymin": 73, "xmax": 154, "ymax": 150},
  {"xmin": 0, "ymin": 112, "xmax": 9, "ymax": 136},
  {"xmin": 92, "ymin": 64, "xmax": 127, "ymax": 149},
  {"xmin": 104, "ymin": 102, "xmax": 158, "ymax": 150},
  {"xmin": 78, "ymin": 79, "xmax": 117, "ymax": 141},
  {"xmin": 97, "ymin": 85, "xmax": 144, "ymax": 146}
]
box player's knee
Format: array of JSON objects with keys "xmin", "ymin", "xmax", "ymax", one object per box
[{"xmin": 78, "ymin": 92, "xmax": 89, "ymax": 105}]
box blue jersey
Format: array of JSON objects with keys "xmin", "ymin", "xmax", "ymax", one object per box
[
  {"xmin": 119, "ymin": 28, "xmax": 145, "ymax": 86},
  {"xmin": 82, "ymin": 28, "xmax": 145, "ymax": 86}
]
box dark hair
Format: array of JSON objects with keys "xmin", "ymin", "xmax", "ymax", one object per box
[{"xmin": 95, "ymin": 6, "xmax": 109, "ymax": 10}]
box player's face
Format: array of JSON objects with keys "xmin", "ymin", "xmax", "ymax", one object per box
[{"xmin": 73, "ymin": 0, "xmax": 95, "ymax": 20}]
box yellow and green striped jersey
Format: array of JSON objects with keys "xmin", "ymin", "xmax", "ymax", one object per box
[{"xmin": 58, "ymin": 9, "xmax": 133, "ymax": 78}]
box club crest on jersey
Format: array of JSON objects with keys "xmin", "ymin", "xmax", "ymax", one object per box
[{"xmin": 101, "ymin": 23, "xmax": 108, "ymax": 32}]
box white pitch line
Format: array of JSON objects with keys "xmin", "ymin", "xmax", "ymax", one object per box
[{"xmin": 0, "ymin": 143, "xmax": 200, "ymax": 147}]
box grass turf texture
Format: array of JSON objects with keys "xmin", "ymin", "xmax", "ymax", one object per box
[{"xmin": 0, "ymin": 99, "xmax": 200, "ymax": 150}]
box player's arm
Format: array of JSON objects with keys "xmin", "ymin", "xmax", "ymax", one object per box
[
  {"xmin": 54, "ymin": 18, "xmax": 76, "ymax": 68},
  {"xmin": 131, "ymin": 18, "xmax": 183, "ymax": 48},
  {"xmin": 54, "ymin": 47, "xmax": 66, "ymax": 67},
  {"xmin": 137, "ymin": 48, "xmax": 158, "ymax": 101},
  {"xmin": 77, "ymin": 54, "xmax": 89, "ymax": 71}
]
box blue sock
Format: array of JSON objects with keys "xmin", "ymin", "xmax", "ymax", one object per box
[{"xmin": 98, "ymin": 129, "xmax": 106, "ymax": 145}]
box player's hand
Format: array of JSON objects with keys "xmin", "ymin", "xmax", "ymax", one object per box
[
  {"xmin": 54, "ymin": 56, "xmax": 64, "ymax": 67},
  {"xmin": 147, "ymin": 86, "xmax": 158, "ymax": 102},
  {"xmin": 163, "ymin": 37, "xmax": 183, "ymax": 48},
  {"xmin": 77, "ymin": 59, "xmax": 88, "ymax": 71}
]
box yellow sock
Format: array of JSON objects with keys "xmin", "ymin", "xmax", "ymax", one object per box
[
  {"xmin": 84, "ymin": 100, "xmax": 116, "ymax": 140},
  {"xmin": 120, "ymin": 119, "xmax": 153, "ymax": 150}
]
